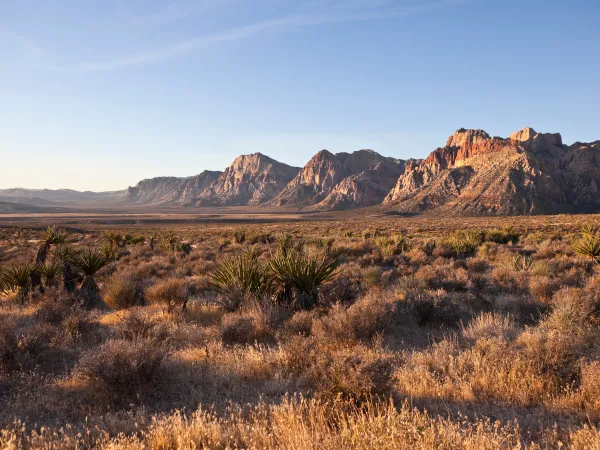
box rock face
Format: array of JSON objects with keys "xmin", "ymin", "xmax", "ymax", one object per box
[
  {"xmin": 384, "ymin": 127, "xmax": 600, "ymax": 215},
  {"xmin": 268, "ymin": 149, "xmax": 413, "ymax": 209},
  {"xmin": 195, "ymin": 153, "xmax": 300, "ymax": 206},
  {"xmin": 124, "ymin": 171, "xmax": 222, "ymax": 205}
]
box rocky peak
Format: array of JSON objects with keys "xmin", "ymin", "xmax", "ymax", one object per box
[
  {"xmin": 446, "ymin": 129, "xmax": 492, "ymax": 148},
  {"xmin": 509, "ymin": 127, "xmax": 563, "ymax": 148},
  {"xmin": 202, "ymin": 153, "xmax": 300, "ymax": 205},
  {"xmin": 509, "ymin": 127, "xmax": 538, "ymax": 142},
  {"xmin": 269, "ymin": 149, "xmax": 407, "ymax": 208}
]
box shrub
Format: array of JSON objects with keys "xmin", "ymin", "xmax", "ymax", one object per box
[
  {"xmin": 0, "ymin": 317, "xmax": 55, "ymax": 372},
  {"xmin": 220, "ymin": 302, "xmax": 277, "ymax": 345},
  {"xmin": 313, "ymin": 291, "xmax": 397, "ymax": 343},
  {"xmin": 485, "ymin": 229, "xmax": 511, "ymax": 244},
  {"xmin": 74, "ymin": 338, "xmax": 169, "ymax": 404},
  {"xmin": 104, "ymin": 274, "xmax": 139, "ymax": 310},
  {"xmin": 116, "ymin": 309, "xmax": 170, "ymax": 341},
  {"xmin": 145, "ymin": 278, "xmax": 189, "ymax": 313}
]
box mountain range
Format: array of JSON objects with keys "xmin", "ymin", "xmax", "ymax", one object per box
[{"xmin": 2, "ymin": 127, "xmax": 599, "ymax": 216}]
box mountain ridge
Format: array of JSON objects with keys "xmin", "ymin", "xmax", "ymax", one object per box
[{"xmin": 3, "ymin": 127, "xmax": 599, "ymax": 215}]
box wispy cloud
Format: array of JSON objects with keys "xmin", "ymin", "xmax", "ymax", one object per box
[{"xmin": 32, "ymin": 0, "xmax": 471, "ymax": 72}]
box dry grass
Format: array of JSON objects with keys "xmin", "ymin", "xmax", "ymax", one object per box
[{"xmin": 1, "ymin": 215, "xmax": 600, "ymax": 448}]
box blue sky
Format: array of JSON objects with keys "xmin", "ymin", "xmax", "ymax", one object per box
[{"xmin": 1, "ymin": 0, "xmax": 598, "ymax": 191}]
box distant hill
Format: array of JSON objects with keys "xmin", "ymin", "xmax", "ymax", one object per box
[{"xmin": 0, "ymin": 201, "xmax": 68, "ymax": 214}]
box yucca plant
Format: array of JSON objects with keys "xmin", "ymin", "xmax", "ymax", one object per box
[
  {"xmin": 100, "ymin": 242, "xmax": 119, "ymax": 260},
  {"xmin": 573, "ymin": 233, "xmax": 600, "ymax": 264},
  {"xmin": 31, "ymin": 226, "xmax": 67, "ymax": 290},
  {"xmin": 392, "ymin": 233, "xmax": 411, "ymax": 253},
  {"xmin": 37, "ymin": 260, "xmax": 62, "ymax": 287},
  {"xmin": 53, "ymin": 245, "xmax": 78, "ymax": 293},
  {"xmin": 70, "ymin": 249, "xmax": 111, "ymax": 302},
  {"xmin": 209, "ymin": 255, "xmax": 272, "ymax": 311},
  {"xmin": 498, "ymin": 253, "xmax": 534, "ymax": 272},
  {"xmin": 373, "ymin": 236, "xmax": 396, "ymax": 259},
  {"xmin": 232, "ymin": 231, "xmax": 246, "ymax": 245},
  {"xmin": 1, "ymin": 265, "xmax": 32, "ymax": 304},
  {"xmin": 269, "ymin": 252, "xmax": 339, "ymax": 309},
  {"xmin": 421, "ymin": 239, "xmax": 437, "ymax": 256},
  {"xmin": 161, "ymin": 232, "xmax": 179, "ymax": 253},
  {"xmin": 580, "ymin": 222, "xmax": 599, "ymax": 237},
  {"xmin": 274, "ymin": 234, "xmax": 295, "ymax": 258},
  {"xmin": 448, "ymin": 231, "xmax": 482, "ymax": 256},
  {"xmin": 149, "ymin": 233, "xmax": 158, "ymax": 251},
  {"xmin": 503, "ymin": 227, "xmax": 522, "ymax": 245},
  {"xmin": 103, "ymin": 231, "xmax": 123, "ymax": 249},
  {"xmin": 485, "ymin": 229, "xmax": 510, "ymax": 244}
]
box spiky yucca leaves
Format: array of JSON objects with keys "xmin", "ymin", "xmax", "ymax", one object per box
[
  {"xmin": 498, "ymin": 253, "xmax": 534, "ymax": 272},
  {"xmin": 103, "ymin": 231, "xmax": 124, "ymax": 249},
  {"xmin": 232, "ymin": 231, "xmax": 246, "ymax": 245},
  {"xmin": 45, "ymin": 226, "xmax": 67, "ymax": 246},
  {"xmin": 275, "ymin": 234, "xmax": 294, "ymax": 257},
  {"xmin": 32, "ymin": 226, "xmax": 67, "ymax": 290},
  {"xmin": 448, "ymin": 231, "xmax": 482, "ymax": 256},
  {"xmin": 573, "ymin": 233, "xmax": 600, "ymax": 263},
  {"xmin": 209, "ymin": 255, "xmax": 273, "ymax": 311},
  {"xmin": 101, "ymin": 242, "xmax": 119, "ymax": 260},
  {"xmin": 0, "ymin": 267, "xmax": 9, "ymax": 294},
  {"xmin": 1, "ymin": 265, "xmax": 32, "ymax": 304},
  {"xmin": 53, "ymin": 245, "xmax": 78, "ymax": 293},
  {"xmin": 503, "ymin": 226, "xmax": 522, "ymax": 245},
  {"xmin": 70, "ymin": 249, "xmax": 111, "ymax": 302},
  {"xmin": 269, "ymin": 252, "xmax": 339, "ymax": 309},
  {"xmin": 373, "ymin": 236, "xmax": 396, "ymax": 259},
  {"xmin": 580, "ymin": 222, "xmax": 599, "ymax": 237},
  {"xmin": 37, "ymin": 260, "xmax": 62, "ymax": 287}
]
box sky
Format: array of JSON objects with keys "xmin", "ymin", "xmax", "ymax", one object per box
[{"xmin": 1, "ymin": 0, "xmax": 599, "ymax": 191}]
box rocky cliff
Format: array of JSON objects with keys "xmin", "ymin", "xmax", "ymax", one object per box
[
  {"xmin": 268, "ymin": 149, "xmax": 411, "ymax": 209},
  {"xmin": 124, "ymin": 171, "xmax": 222, "ymax": 205},
  {"xmin": 384, "ymin": 127, "xmax": 600, "ymax": 215},
  {"xmin": 194, "ymin": 153, "xmax": 300, "ymax": 206}
]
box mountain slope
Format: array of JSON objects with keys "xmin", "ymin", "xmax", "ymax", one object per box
[
  {"xmin": 124, "ymin": 171, "xmax": 222, "ymax": 205},
  {"xmin": 195, "ymin": 153, "xmax": 300, "ymax": 206},
  {"xmin": 268, "ymin": 149, "xmax": 412, "ymax": 209},
  {"xmin": 383, "ymin": 127, "xmax": 600, "ymax": 215}
]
